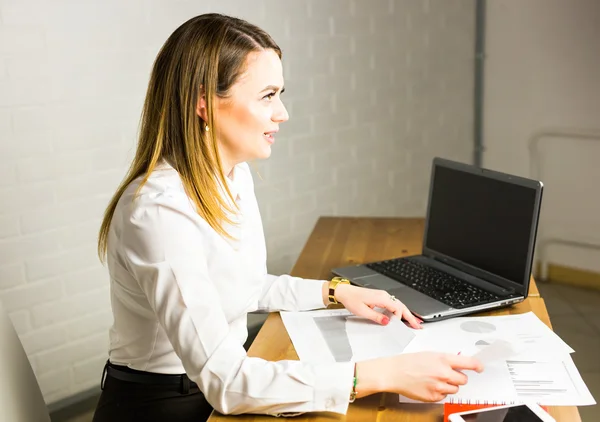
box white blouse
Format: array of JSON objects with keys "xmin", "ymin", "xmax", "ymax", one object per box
[{"xmin": 106, "ymin": 160, "xmax": 354, "ymax": 416}]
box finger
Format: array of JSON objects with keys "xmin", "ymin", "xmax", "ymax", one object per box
[
  {"xmin": 435, "ymin": 382, "xmax": 460, "ymax": 396},
  {"xmin": 399, "ymin": 304, "xmax": 422, "ymax": 329},
  {"xmin": 371, "ymin": 293, "xmax": 417, "ymax": 327},
  {"xmin": 371, "ymin": 292, "xmax": 400, "ymax": 314},
  {"xmin": 446, "ymin": 355, "xmax": 484, "ymax": 373},
  {"xmin": 383, "ymin": 295, "xmax": 421, "ymax": 329},
  {"xmin": 356, "ymin": 303, "xmax": 390, "ymax": 325},
  {"xmin": 444, "ymin": 369, "xmax": 469, "ymax": 386}
]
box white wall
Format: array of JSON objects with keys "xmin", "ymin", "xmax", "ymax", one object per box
[
  {"xmin": 484, "ymin": 0, "xmax": 600, "ymax": 277},
  {"xmin": 0, "ymin": 0, "xmax": 475, "ymax": 404}
]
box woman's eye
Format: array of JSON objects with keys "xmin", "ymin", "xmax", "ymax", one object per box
[{"xmin": 263, "ymin": 92, "xmax": 276, "ymax": 100}]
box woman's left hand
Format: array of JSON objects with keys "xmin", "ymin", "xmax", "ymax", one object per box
[{"xmin": 333, "ymin": 284, "xmax": 422, "ymax": 329}]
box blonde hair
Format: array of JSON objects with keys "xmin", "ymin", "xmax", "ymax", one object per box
[{"xmin": 98, "ymin": 13, "xmax": 282, "ymax": 262}]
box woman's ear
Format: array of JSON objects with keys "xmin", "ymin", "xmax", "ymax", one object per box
[{"xmin": 196, "ymin": 86, "xmax": 208, "ymax": 121}]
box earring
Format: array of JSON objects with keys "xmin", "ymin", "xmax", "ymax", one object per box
[{"xmin": 205, "ymin": 124, "xmax": 210, "ymax": 132}]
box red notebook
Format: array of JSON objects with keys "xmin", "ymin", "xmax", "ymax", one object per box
[{"xmin": 444, "ymin": 403, "xmax": 499, "ymax": 421}]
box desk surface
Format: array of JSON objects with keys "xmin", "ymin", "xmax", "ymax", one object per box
[{"xmin": 209, "ymin": 217, "xmax": 578, "ymax": 422}]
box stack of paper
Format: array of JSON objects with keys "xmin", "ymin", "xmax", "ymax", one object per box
[{"xmin": 280, "ymin": 310, "xmax": 596, "ymax": 407}]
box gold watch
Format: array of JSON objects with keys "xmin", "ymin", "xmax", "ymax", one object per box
[{"xmin": 328, "ymin": 277, "xmax": 350, "ymax": 305}]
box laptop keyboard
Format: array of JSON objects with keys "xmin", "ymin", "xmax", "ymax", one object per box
[{"xmin": 366, "ymin": 258, "xmax": 502, "ymax": 309}]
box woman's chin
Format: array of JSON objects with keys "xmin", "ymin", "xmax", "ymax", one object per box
[{"xmin": 258, "ymin": 145, "xmax": 272, "ymax": 159}]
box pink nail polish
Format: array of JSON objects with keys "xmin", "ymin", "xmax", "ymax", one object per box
[{"xmin": 382, "ymin": 316, "xmax": 390, "ymax": 325}]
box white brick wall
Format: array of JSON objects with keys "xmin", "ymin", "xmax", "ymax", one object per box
[{"xmin": 0, "ymin": 0, "xmax": 475, "ymax": 404}]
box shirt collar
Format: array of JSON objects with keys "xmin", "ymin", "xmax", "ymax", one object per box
[{"xmin": 224, "ymin": 165, "xmax": 241, "ymax": 202}]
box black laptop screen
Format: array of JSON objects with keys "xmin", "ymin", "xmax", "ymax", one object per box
[{"xmin": 425, "ymin": 165, "xmax": 538, "ymax": 286}]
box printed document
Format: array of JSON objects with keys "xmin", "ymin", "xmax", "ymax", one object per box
[
  {"xmin": 402, "ymin": 312, "xmax": 574, "ymax": 360},
  {"xmin": 398, "ymin": 355, "xmax": 595, "ymax": 406},
  {"xmin": 280, "ymin": 308, "xmax": 416, "ymax": 362},
  {"xmin": 280, "ymin": 309, "xmax": 596, "ymax": 406}
]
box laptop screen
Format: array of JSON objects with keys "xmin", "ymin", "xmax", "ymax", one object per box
[{"xmin": 424, "ymin": 163, "xmax": 539, "ymax": 288}]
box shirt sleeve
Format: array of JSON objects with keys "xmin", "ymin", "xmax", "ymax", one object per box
[
  {"xmin": 122, "ymin": 190, "xmax": 354, "ymax": 416},
  {"xmin": 258, "ymin": 274, "xmax": 328, "ymax": 312},
  {"xmin": 236, "ymin": 162, "xmax": 328, "ymax": 313}
]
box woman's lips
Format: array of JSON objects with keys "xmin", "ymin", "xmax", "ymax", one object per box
[{"xmin": 263, "ymin": 131, "xmax": 277, "ymax": 144}]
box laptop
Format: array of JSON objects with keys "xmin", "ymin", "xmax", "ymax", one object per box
[{"xmin": 332, "ymin": 157, "xmax": 544, "ymax": 321}]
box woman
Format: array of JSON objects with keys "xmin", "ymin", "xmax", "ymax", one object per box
[{"xmin": 93, "ymin": 13, "xmax": 483, "ymax": 422}]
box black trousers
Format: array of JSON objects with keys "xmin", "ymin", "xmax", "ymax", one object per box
[{"xmin": 92, "ymin": 362, "xmax": 213, "ymax": 422}]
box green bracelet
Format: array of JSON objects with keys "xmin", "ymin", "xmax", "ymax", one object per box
[{"xmin": 349, "ymin": 363, "xmax": 357, "ymax": 403}]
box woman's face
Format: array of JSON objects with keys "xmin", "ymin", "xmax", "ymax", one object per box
[{"xmin": 212, "ymin": 49, "xmax": 289, "ymax": 174}]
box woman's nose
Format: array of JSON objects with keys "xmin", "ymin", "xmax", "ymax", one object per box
[{"xmin": 273, "ymin": 99, "xmax": 289, "ymax": 123}]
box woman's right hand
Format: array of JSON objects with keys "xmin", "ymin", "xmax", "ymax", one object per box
[{"xmin": 355, "ymin": 352, "xmax": 484, "ymax": 402}]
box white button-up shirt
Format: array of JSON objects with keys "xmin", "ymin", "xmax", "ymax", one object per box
[{"xmin": 106, "ymin": 160, "xmax": 354, "ymax": 416}]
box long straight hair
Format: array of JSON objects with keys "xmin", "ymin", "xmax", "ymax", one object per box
[{"xmin": 98, "ymin": 13, "xmax": 282, "ymax": 262}]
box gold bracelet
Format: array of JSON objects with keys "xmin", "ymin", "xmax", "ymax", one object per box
[{"xmin": 328, "ymin": 277, "xmax": 350, "ymax": 305}]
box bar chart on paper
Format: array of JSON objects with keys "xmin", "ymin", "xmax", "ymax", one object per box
[
  {"xmin": 281, "ymin": 309, "xmax": 416, "ymax": 363},
  {"xmin": 312, "ymin": 316, "xmax": 353, "ymax": 362}
]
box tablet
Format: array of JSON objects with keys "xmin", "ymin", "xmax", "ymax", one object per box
[{"xmin": 448, "ymin": 403, "xmax": 555, "ymax": 422}]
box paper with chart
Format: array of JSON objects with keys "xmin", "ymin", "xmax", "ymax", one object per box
[
  {"xmin": 396, "ymin": 313, "xmax": 594, "ymax": 406},
  {"xmin": 280, "ymin": 308, "xmax": 416, "ymax": 363},
  {"xmin": 401, "ymin": 312, "xmax": 574, "ymax": 360},
  {"xmin": 280, "ymin": 310, "xmax": 595, "ymax": 406},
  {"xmin": 398, "ymin": 354, "xmax": 595, "ymax": 406},
  {"xmin": 281, "ymin": 310, "xmax": 571, "ymax": 364}
]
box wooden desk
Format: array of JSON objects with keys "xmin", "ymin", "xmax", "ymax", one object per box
[{"xmin": 209, "ymin": 217, "xmax": 577, "ymax": 422}]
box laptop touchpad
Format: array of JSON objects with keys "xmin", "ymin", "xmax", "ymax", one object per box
[{"xmin": 337, "ymin": 266, "xmax": 381, "ymax": 279}]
